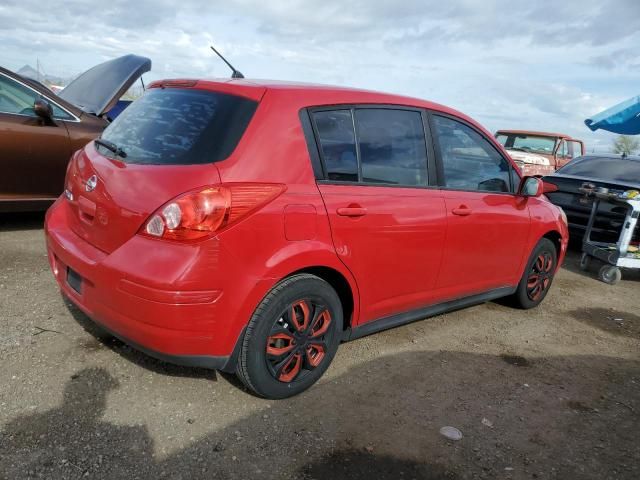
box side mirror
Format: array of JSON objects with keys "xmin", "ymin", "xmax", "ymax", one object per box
[
  {"xmin": 33, "ymin": 99, "xmax": 53, "ymax": 123},
  {"xmin": 518, "ymin": 176, "xmax": 544, "ymax": 197}
]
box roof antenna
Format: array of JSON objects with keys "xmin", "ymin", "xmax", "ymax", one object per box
[{"xmin": 210, "ymin": 45, "xmax": 244, "ymax": 79}]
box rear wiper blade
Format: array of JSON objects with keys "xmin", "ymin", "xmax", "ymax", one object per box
[{"xmin": 95, "ymin": 138, "xmax": 127, "ymax": 158}]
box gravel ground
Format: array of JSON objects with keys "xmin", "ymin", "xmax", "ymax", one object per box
[{"xmin": 1, "ymin": 212, "xmax": 639, "ymax": 480}]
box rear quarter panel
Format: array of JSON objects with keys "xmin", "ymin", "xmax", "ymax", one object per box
[{"xmin": 213, "ymin": 89, "xmax": 361, "ymax": 341}]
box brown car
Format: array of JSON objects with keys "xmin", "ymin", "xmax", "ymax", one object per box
[
  {"xmin": 0, "ymin": 55, "xmax": 150, "ymax": 212},
  {"xmin": 495, "ymin": 130, "xmax": 585, "ymax": 177}
]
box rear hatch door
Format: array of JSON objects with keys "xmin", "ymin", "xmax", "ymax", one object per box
[
  {"xmin": 58, "ymin": 54, "xmax": 151, "ymax": 116},
  {"xmin": 64, "ymin": 84, "xmax": 261, "ymax": 253},
  {"xmin": 66, "ymin": 144, "xmax": 221, "ymax": 253}
]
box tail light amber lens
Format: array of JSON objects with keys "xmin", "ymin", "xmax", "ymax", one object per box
[{"xmin": 141, "ymin": 183, "xmax": 285, "ymax": 241}]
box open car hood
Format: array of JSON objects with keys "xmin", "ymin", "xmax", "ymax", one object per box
[{"xmin": 58, "ymin": 54, "xmax": 151, "ymax": 116}]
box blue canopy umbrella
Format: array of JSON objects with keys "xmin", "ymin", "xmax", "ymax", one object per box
[{"xmin": 585, "ymin": 95, "xmax": 640, "ymax": 135}]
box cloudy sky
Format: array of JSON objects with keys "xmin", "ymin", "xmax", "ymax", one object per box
[{"xmin": 1, "ymin": 0, "xmax": 639, "ymax": 152}]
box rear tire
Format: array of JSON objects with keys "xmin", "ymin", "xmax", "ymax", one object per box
[
  {"xmin": 236, "ymin": 274, "xmax": 343, "ymax": 399},
  {"xmin": 510, "ymin": 238, "xmax": 558, "ymax": 309}
]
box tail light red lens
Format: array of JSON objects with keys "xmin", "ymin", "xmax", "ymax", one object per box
[{"xmin": 141, "ymin": 183, "xmax": 285, "ymax": 241}]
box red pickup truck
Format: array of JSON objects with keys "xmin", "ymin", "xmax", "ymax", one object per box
[{"xmin": 495, "ymin": 130, "xmax": 585, "ymax": 176}]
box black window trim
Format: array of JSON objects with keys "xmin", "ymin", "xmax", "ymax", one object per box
[
  {"xmin": 302, "ymin": 104, "xmax": 438, "ymax": 190},
  {"xmin": 298, "ymin": 108, "xmax": 325, "ymax": 179},
  {"xmin": 427, "ymin": 110, "xmax": 520, "ymax": 195}
]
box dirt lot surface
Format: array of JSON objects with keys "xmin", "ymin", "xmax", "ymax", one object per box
[{"xmin": 1, "ymin": 213, "xmax": 639, "ymax": 480}]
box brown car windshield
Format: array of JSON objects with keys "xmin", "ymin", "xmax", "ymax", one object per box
[
  {"xmin": 98, "ymin": 88, "xmax": 258, "ymax": 165},
  {"xmin": 496, "ymin": 133, "xmax": 556, "ymax": 155}
]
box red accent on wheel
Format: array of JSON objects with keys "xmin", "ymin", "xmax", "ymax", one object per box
[
  {"xmin": 305, "ymin": 343, "xmax": 326, "ymax": 368},
  {"xmin": 290, "ymin": 300, "xmax": 310, "ymax": 332},
  {"xmin": 310, "ymin": 309, "xmax": 331, "ymax": 338},
  {"xmin": 266, "ymin": 332, "xmax": 295, "ymax": 356},
  {"xmin": 265, "ymin": 301, "xmax": 333, "ymax": 384},
  {"xmin": 278, "ymin": 353, "xmax": 302, "ymax": 382},
  {"xmin": 526, "ymin": 251, "xmax": 554, "ymax": 301}
]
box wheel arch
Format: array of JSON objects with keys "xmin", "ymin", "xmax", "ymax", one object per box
[
  {"xmin": 542, "ymin": 230, "xmax": 563, "ymax": 262},
  {"xmin": 285, "ymin": 265, "xmax": 356, "ymax": 333}
]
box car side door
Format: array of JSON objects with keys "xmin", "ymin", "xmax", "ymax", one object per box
[
  {"xmin": 308, "ymin": 106, "xmax": 448, "ymax": 325},
  {"xmin": 0, "ymin": 72, "xmax": 73, "ymax": 201},
  {"xmin": 429, "ymin": 113, "xmax": 531, "ymax": 299}
]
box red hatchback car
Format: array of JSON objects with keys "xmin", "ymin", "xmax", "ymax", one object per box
[{"xmin": 45, "ymin": 79, "xmax": 568, "ymax": 398}]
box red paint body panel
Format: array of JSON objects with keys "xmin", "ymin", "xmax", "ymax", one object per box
[
  {"xmin": 437, "ymin": 191, "xmax": 531, "ymax": 295},
  {"xmin": 45, "ymin": 79, "xmax": 568, "ymax": 364},
  {"xmin": 318, "ymin": 184, "xmax": 447, "ymax": 323}
]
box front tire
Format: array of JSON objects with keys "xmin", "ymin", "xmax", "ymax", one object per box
[
  {"xmin": 236, "ymin": 274, "xmax": 343, "ymax": 399},
  {"xmin": 511, "ymin": 238, "xmax": 558, "ymax": 309}
]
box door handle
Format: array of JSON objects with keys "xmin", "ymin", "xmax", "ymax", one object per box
[
  {"xmin": 337, "ymin": 206, "xmax": 368, "ymax": 217},
  {"xmin": 452, "ymin": 206, "xmax": 472, "ymax": 216}
]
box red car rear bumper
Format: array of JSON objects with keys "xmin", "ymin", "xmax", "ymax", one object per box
[{"xmin": 44, "ymin": 199, "xmax": 242, "ymax": 371}]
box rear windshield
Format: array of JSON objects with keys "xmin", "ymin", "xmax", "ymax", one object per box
[
  {"xmin": 556, "ymin": 156, "xmax": 640, "ymax": 184},
  {"xmin": 98, "ymin": 88, "xmax": 258, "ymax": 165}
]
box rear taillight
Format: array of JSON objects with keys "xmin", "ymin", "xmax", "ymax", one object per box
[{"xmin": 140, "ymin": 183, "xmax": 285, "ymax": 241}]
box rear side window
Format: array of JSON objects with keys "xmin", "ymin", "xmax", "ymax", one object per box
[
  {"xmin": 567, "ymin": 140, "xmax": 582, "ymax": 159},
  {"xmin": 312, "ymin": 110, "xmax": 358, "ymax": 181},
  {"xmin": 432, "ymin": 115, "xmax": 512, "ymax": 193},
  {"xmin": 311, "ymin": 107, "xmax": 429, "ymax": 186},
  {"xmin": 557, "ymin": 156, "xmax": 640, "ymax": 183},
  {"xmin": 355, "ymin": 109, "xmax": 427, "ymax": 186},
  {"xmin": 99, "ymin": 88, "xmax": 258, "ymax": 165}
]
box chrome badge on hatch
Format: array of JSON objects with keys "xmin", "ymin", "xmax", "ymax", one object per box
[{"xmin": 84, "ymin": 175, "xmax": 98, "ymax": 192}]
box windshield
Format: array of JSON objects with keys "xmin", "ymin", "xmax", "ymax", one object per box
[
  {"xmin": 98, "ymin": 88, "xmax": 258, "ymax": 165},
  {"xmin": 496, "ymin": 133, "xmax": 556, "ymax": 155},
  {"xmin": 556, "ymin": 156, "xmax": 640, "ymax": 184}
]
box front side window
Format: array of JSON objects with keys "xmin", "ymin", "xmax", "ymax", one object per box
[
  {"xmin": 0, "ymin": 74, "xmax": 73, "ymax": 120},
  {"xmin": 355, "ymin": 109, "xmax": 428, "ymax": 186},
  {"xmin": 433, "ymin": 115, "xmax": 512, "ymax": 193},
  {"xmin": 556, "ymin": 140, "xmax": 568, "ymax": 158},
  {"xmin": 99, "ymin": 88, "xmax": 258, "ymax": 165},
  {"xmin": 312, "ymin": 110, "xmax": 358, "ymax": 182},
  {"xmin": 0, "ymin": 74, "xmax": 38, "ymax": 115}
]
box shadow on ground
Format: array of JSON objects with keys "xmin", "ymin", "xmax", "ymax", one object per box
[
  {"xmin": 0, "ymin": 212, "xmax": 46, "ymax": 232},
  {"xmin": 64, "ymin": 298, "xmax": 218, "ymax": 381},
  {"xmin": 568, "ymin": 307, "xmax": 640, "ymax": 340},
  {"xmin": 1, "ymin": 350, "xmax": 638, "ymax": 479}
]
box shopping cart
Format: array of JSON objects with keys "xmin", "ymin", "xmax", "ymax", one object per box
[{"xmin": 579, "ymin": 185, "xmax": 640, "ymax": 285}]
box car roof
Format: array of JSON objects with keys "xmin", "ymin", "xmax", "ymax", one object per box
[
  {"xmin": 150, "ymin": 77, "xmax": 463, "ymax": 114},
  {"xmin": 496, "ymin": 129, "xmax": 579, "ymax": 140}
]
